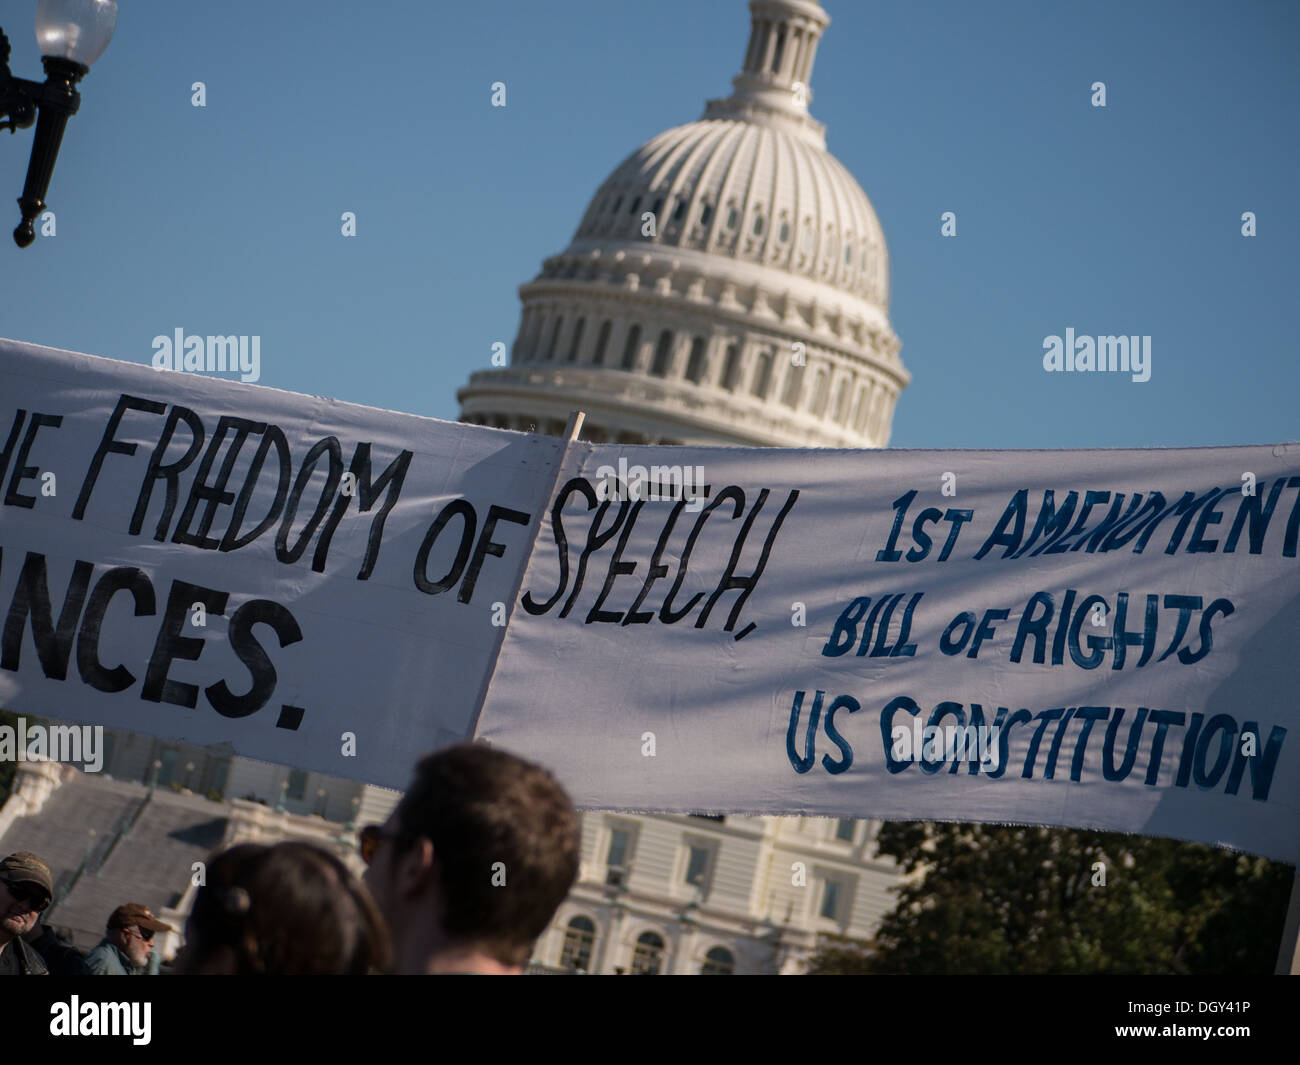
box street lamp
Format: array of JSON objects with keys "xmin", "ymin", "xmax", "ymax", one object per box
[{"xmin": 0, "ymin": 0, "xmax": 117, "ymax": 247}]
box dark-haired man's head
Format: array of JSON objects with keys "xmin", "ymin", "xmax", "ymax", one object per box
[
  {"xmin": 176, "ymin": 841, "xmax": 390, "ymax": 975},
  {"xmin": 362, "ymin": 743, "xmax": 580, "ymax": 974}
]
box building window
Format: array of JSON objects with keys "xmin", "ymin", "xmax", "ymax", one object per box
[
  {"xmin": 700, "ymin": 202, "xmax": 714, "ymax": 227},
  {"xmin": 820, "ymin": 878, "xmax": 842, "ymax": 920},
  {"xmin": 810, "ymin": 368, "xmax": 828, "ymax": 416},
  {"xmin": 286, "ymin": 768, "xmax": 308, "ymax": 801},
  {"xmin": 702, "ymin": 946, "xmax": 734, "ymax": 975},
  {"xmin": 673, "ymin": 198, "xmax": 688, "ymax": 223},
  {"xmin": 684, "ymin": 845, "xmax": 711, "ymax": 888},
  {"xmin": 833, "ymin": 378, "xmax": 849, "ymax": 424},
  {"xmin": 751, "ymin": 349, "xmax": 773, "ymax": 398},
  {"xmin": 854, "ymin": 386, "xmax": 870, "ymax": 432},
  {"xmin": 845, "ymin": 238, "xmax": 854, "ymax": 266},
  {"xmin": 631, "ymin": 932, "xmax": 665, "ymax": 975},
  {"xmin": 752, "ymin": 213, "xmax": 765, "ymax": 237},
  {"xmin": 629, "ymin": 195, "xmax": 641, "ymax": 216},
  {"xmin": 725, "ymin": 205, "xmax": 739, "ymax": 230},
  {"xmin": 652, "ymin": 197, "xmax": 663, "ymax": 219},
  {"xmin": 685, "ymin": 337, "xmax": 707, "ymax": 384},
  {"xmin": 560, "ymin": 916, "xmax": 596, "ymax": 972},
  {"xmin": 651, "ymin": 330, "xmax": 673, "ymax": 377},
  {"xmin": 621, "ymin": 325, "xmax": 641, "ymax": 370},
  {"xmin": 771, "ymin": 26, "xmax": 786, "ymax": 72},
  {"xmin": 606, "ymin": 824, "xmax": 634, "ymax": 886},
  {"xmin": 835, "ymin": 819, "xmax": 855, "ymax": 842},
  {"xmin": 611, "ymin": 195, "xmax": 623, "ymax": 214},
  {"xmin": 721, "ymin": 344, "xmax": 742, "ymax": 391},
  {"xmin": 607, "ymin": 828, "xmax": 629, "ymax": 869},
  {"xmin": 593, "ymin": 320, "xmax": 611, "ymax": 365},
  {"xmin": 778, "ymin": 219, "xmax": 791, "ymax": 243},
  {"xmin": 781, "ymin": 360, "xmax": 805, "ymax": 407},
  {"xmin": 567, "ymin": 317, "xmax": 585, "ymax": 362},
  {"xmin": 546, "ymin": 316, "xmax": 563, "ymax": 360}
]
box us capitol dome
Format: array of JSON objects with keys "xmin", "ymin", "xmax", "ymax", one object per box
[{"xmin": 458, "ymin": 0, "xmax": 909, "ymax": 448}]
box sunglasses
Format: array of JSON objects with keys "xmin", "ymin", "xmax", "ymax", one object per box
[
  {"xmin": 5, "ymin": 881, "xmax": 50, "ymax": 911},
  {"xmin": 127, "ymin": 926, "xmax": 155, "ymax": 942},
  {"xmin": 358, "ymin": 824, "xmax": 410, "ymax": 865}
]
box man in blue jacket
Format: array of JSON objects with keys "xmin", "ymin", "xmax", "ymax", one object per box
[{"xmin": 85, "ymin": 904, "xmax": 173, "ymax": 975}]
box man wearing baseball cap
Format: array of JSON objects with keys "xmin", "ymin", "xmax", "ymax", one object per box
[
  {"xmin": 86, "ymin": 903, "xmax": 174, "ymax": 975},
  {"xmin": 0, "ymin": 852, "xmax": 53, "ymax": 975}
]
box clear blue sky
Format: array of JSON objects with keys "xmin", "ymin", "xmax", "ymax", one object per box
[{"xmin": 2, "ymin": 0, "xmax": 1296, "ymax": 450}]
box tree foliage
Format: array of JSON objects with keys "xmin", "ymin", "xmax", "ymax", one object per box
[{"xmin": 808, "ymin": 822, "xmax": 1293, "ymax": 974}]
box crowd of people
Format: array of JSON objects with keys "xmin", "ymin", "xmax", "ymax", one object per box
[{"xmin": 0, "ymin": 743, "xmax": 581, "ymax": 975}]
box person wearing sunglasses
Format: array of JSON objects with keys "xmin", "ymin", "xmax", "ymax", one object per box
[
  {"xmin": 361, "ymin": 742, "xmax": 580, "ymax": 974},
  {"xmin": 85, "ymin": 903, "xmax": 174, "ymax": 975},
  {"xmin": 0, "ymin": 852, "xmax": 53, "ymax": 976}
]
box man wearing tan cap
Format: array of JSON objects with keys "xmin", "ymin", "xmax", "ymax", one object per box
[
  {"xmin": 86, "ymin": 903, "xmax": 174, "ymax": 975},
  {"xmin": 0, "ymin": 852, "xmax": 53, "ymax": 975}
]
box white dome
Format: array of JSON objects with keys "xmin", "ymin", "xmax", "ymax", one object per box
[
  {"xmin": 573, "ymin": 119, "xmax": 889, "ymax": 310},
  {"xmin": 459, "ymin": 0, "xmax": 909, "ymax": 449}
]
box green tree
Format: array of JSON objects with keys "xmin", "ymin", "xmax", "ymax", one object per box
[{"xmin": 820, "ymin": 822, "xmax": 1291, "ymax": 975}]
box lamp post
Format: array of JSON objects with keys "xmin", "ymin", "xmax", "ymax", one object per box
[{"xmin": 0, "ymin": 0, "xmax": 117, "ymax": 247}]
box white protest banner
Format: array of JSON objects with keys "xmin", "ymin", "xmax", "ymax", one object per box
[
  {"xmin": 2, "ymin": 338, "xmax": 1299, "ymax": 863},
  {"xmin": 0, "ymin": 338, "xmax": 563, "ymax": 790},
  {"xmin": 475, "ymin": 442, "xmax": 1300, "ymax": 865}
]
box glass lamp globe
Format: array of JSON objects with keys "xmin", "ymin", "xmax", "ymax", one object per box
[{"xmin": 35, "ymin": 0, "xmax": 118, "ymax": 68}]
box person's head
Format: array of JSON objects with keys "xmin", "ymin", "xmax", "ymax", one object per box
[
  {"xmin": 175, "ymin": 841, "xmax": 390, "ymax": 975},
  {"xmin": 0, "ymin": 852, "xmax": 52, "ymax": 943},
  {"xmin": 362, "ymin": 742, "xmax": 580, "ymax": 973},
  {"xmin": 105, "ymin": 904, "xmax": 173, "ymax": 969}
]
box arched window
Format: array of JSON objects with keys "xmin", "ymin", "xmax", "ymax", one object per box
[
  {"xmin": 651, "ymin": 330, "xmax": 673, "ymax": 377},
  {"xmin": 621, "ymin": 324, "xmax": 641, "ymax": 370},
  {"xmin": 560, "ymin": 916, "xmax": 596, "ymax": 972},
  {"xmin": 611, "ymin": 195, "xmax": 623, "ymax": 214},
  {"xmin": 685, "ymin": 336, "xmax": 707, "ymax": 384},
  {"xmin": 545, "ymin": 316, "xmax": 563, "ymax": 360},
  {"xmin": 673, "ymin": 198, "xmax": 688, "ymax": 223},
  {"xmin": 781, "ymin": 359, "xmax": 805, "ymax": 407},
  {"xmin": 725, "ymin": 205, "xmax": 740, "ymax": 230},
  {"xmin": 721, "ymin": 344, "xmax": 742, "ymax": 391},
  {"xmin": 778, "ymin": 219, "xmax": 791, "ymax": 243},
  {"xmin": 751, "ymin": 349, "xmax": 774, "ymax": 399},
  {"xmin": 629, "ymin": 195, "xmax": 641, "ymax": 216},
  {"xmin": 631, "ymin": 931, "xmax": 665, "ymax": 975},
  {"xmin": 592, "ymin": 320, "xmax": 612, "ymax": 365},
  {"xmin": 811, "ymin": 368, "xmax": 828, "ymax": 416},
  {"xmin": 567, "ymin": 317, "xmax": 585, "ymax": 362},
  {"xmin": 752, "ymin": 213, "xmax": 765, "ymax": 237},
  {"xmin": 701, "ymin": 946, "xmax": 734, "ymax": 975},
  {"xmin": 700, "ymin": 202, "xmax": 714, "ymax": 227}
]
